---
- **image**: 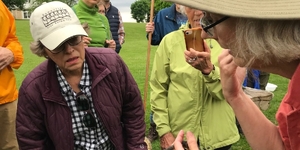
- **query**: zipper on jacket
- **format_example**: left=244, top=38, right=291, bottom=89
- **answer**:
left=199, top=96, right=207, bottom=150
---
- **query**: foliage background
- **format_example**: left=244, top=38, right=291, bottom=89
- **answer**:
left=3, top=0, right=172, bottom=23
left=131, top=0, right=172, bottom=23
left=3, top=0, right=27, bottom=9
left=3, top=0, right=77, bottom=11
left=27, top=0, right=77, bottom=12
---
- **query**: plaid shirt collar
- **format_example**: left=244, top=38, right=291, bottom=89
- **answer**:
left=56, top=60, right=90, bottom=94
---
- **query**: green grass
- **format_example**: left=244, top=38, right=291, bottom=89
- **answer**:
left=14, top=20, right=289, bottom=150
left=14, top=20, right=46, bottom=86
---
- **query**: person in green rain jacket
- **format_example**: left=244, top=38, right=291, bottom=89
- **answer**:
left=150, top=6, right=239, bottom=150
left=73, top=0, right=116, bottom=50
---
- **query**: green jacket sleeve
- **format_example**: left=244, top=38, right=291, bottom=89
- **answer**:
left=202, top=65, right=225, bottom=101
left=202, top=39, right=225, bottom=101
left=150, top=37, right=171, bottom=137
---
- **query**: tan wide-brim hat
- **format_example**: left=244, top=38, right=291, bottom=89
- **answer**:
left=162, top=0, right=300, bottom=19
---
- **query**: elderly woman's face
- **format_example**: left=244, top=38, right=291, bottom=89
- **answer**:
left=185, top=7, right=203, bottom=28
left=83, top=0, right=100, bottom=7
left=45, top=36, right=85, bottom=74
left=98, top=5, right=106, bottom=15
left=200, top=13, right=246, bottom=65
left=201, top=13, right=234, bottom=47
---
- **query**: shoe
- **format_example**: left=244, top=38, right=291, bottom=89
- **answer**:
left=144, top=137, right=152, bottom=150
left=147, top=123, right=159, bottom=142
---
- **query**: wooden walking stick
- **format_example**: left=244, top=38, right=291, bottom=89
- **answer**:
left=143, top=0, right=155, bottom=110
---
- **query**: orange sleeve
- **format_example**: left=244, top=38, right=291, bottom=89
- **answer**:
left=1, top=0, right=24, bottom=69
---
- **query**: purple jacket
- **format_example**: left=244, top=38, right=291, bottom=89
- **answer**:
left=17, top=48, right=147, bottom=150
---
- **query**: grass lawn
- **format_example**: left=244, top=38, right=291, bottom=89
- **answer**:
left=14, top=20, right=289, bottom=150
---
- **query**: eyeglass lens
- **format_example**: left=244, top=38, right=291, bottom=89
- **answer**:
left=200, top=12, right=214, bottom=36
left=200, top=12, right=229, bottom=37
left=51, top=36, right=82, bottom=54
left=76, top=93, right=97, bottom=128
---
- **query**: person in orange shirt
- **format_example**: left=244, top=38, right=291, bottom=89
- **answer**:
left=0, top=1, right=24, bottom=149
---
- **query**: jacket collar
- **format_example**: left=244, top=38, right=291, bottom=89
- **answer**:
left=165, top=4, right=177, bottom=21
left=42, top=59, right=67, bottom=105
left=84, top=48, right=111, bottom=89
left=42, top=49, right=111, bottom=104
left=285, top=62, right=300, bottom=108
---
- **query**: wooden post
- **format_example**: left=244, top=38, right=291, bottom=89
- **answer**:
left=143, top=0, right=155, bottom=110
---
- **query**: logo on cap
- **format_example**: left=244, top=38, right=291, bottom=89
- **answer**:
left=42, top=8, right=72, bottom=28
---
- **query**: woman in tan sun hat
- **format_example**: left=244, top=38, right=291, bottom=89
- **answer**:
left=161, top=0, right=300, bottom=150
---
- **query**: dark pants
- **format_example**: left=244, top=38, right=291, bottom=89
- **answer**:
left=197, top=139, right=231, bottom=150
left=245, top=70, right=270, bottom=90
left=215, top=145, right=232, bottom=150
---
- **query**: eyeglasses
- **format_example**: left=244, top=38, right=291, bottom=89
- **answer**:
left=50, top=36, right=82, bottom=54
left=76, top=92, right=97, bottom=128
left=200, top=12, right=229, bottom=36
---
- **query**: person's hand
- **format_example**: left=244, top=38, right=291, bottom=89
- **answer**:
left=160, top=132, right=175, bottom=149
left=173, top=130, right=198, bottom=150
left=106, top=40, right=116, bottom=51
left=184, top=41, right=214, bottom=75
left=146, top=22, right=155, bottom=34
left=218, top=49, right=246, bottom=102
left=0, top=47, right=14, bottom=71
left=82, top=36, right=92, bottom=48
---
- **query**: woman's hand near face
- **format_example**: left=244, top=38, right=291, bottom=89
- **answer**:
left=174, top=130, right=199, bottom=150
left=106, top=40, right=116, bottom=50
left=184, top=41, right=214, bottom=75
left=218, top=49, right=246, bottom=103
left=83, top=36, right=92, bottom=48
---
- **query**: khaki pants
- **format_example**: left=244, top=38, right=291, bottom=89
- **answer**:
left=0, top=100, right=19, bottom=150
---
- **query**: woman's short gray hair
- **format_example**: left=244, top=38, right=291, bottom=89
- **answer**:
left=30, top=41, right=47, bottom=58
left=232, top=18, right=300, bottom=66
left=179, top=5, right=186, bottom=16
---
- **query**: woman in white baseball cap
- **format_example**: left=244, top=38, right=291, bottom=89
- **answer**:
left=16, top=1, right=148, bottom=149
left=165, top=0, right=300, bottom=150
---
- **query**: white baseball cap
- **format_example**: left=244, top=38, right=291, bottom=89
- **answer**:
left=30, top=1, right=88, bottom=50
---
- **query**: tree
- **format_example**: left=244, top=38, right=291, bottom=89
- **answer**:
left=130, top=0, right=149, bottom=23
left=27, top=0, right=77, bottom=12
left=153, top=1, right=172, bottom=16
left=33, top=0, right=77, bottom=7
left=145, top=0, right=172, bottom=22
left=131, top=0, right=172, bottom=23
left=3, top=0, right=27, bottom=10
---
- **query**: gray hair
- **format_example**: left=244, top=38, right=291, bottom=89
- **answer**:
left=179, top=5, right=186, bottom=16
left=232, top=18, right=300, bottom=66
left=30, top=41, right=47, bottom=58
left=97, top=1, right=105, bottom=6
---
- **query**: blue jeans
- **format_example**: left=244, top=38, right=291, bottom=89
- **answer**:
left=150, top=111, right=154, bottom=124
